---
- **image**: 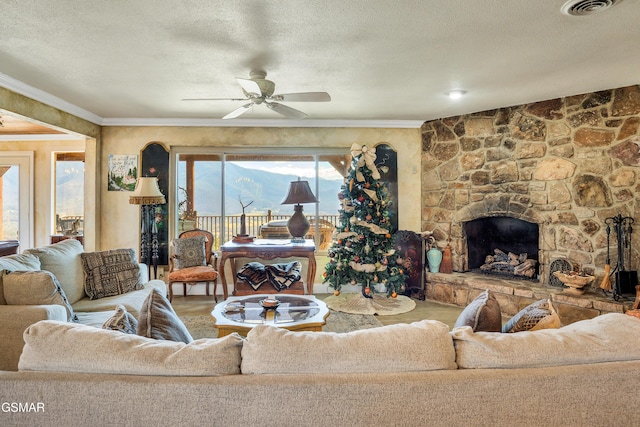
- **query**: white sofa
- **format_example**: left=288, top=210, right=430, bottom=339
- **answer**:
left=1, top=313, right=639, bottom=426
left=0, top=239, right=166, bottom=371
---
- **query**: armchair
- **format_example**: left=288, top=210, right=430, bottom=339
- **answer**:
left=168, top=229, right=219, bottom=302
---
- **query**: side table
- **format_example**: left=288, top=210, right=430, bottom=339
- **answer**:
left=218, top=239, right=317, bottom=299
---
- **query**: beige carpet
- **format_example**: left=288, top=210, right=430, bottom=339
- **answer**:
left=181, top=311, right=383, bottom=339
left=324, top=292, right=416, bottom=316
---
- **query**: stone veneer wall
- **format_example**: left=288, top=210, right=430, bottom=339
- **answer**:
left=421, top=85, right=640, bottom=322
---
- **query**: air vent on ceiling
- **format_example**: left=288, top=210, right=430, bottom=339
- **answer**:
left=561, top=0, right=622, bottom=16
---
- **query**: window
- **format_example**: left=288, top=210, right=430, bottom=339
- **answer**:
left=174, top=149, right=348, bottom=251
left=0, top=165, right=19, bottom=240
left=54, top=153, right=84, bottom=235
left=0, top=152, right=33, bottom=248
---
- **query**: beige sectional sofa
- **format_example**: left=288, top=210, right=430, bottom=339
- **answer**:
left=0, top=239, right=166, bottom=371
left=1, top=313, right=639, bottom=426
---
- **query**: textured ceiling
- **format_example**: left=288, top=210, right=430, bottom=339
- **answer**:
left=1, top=0, right=639, bottom=128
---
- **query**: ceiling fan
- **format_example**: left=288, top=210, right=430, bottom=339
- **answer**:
left=183, top=71, right=331, bottom=119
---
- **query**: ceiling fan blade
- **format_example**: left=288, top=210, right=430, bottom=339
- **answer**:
left=272, top=92, right=331, bottom=102
left=222, top=103, right=253, bottom=119
left=265, top=102, right=308, bottom=119
left=236, top=78, right=262, bottom=97
left=182, top=97, right=248, bottom=101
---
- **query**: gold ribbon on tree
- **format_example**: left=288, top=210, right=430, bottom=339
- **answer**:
left=350, top=143, right=381, bottom=181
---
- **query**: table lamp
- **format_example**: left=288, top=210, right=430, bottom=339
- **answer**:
left=281, top=178, right=318, bottom=242
left=129, top=177, right=166, bottom=279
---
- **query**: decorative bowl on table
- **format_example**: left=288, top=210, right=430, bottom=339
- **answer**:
left=260, top=298, right=280, bottom=310
left=553, top=271, right=595, bottom=295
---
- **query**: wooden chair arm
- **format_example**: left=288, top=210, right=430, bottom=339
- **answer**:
left=209, top=251, right=219, bottom=270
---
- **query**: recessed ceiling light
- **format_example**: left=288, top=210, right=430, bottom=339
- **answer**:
left=561, top=0, right=622, bottom=16
left=445, top=90, right=466, bottom=100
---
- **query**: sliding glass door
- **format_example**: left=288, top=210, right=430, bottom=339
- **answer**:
left=171, top=148, right=347, bottom=251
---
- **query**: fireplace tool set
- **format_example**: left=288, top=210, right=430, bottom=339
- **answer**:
left=602, top=213, right=637, bottom=301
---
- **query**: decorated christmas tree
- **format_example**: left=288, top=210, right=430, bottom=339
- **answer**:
left=323, top=143, right=407, bottom=297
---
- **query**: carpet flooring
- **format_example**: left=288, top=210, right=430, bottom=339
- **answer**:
left=172, top=294, right=466, bottom=333
left=181, top=311, right=383, bottom=339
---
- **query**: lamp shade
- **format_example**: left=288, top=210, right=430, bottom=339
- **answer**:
left=129, top=177, right=166, bottom=205
left=281, top=179, right=318, bottom=205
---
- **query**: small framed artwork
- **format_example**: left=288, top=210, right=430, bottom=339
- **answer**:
left=108, top=154, right=138, bottom=191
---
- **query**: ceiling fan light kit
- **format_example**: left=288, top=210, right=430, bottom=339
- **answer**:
left=184, top=70, right=331, bottom=120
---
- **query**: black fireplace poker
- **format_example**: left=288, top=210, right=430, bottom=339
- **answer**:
left=604, top=213, right=637, bottom=300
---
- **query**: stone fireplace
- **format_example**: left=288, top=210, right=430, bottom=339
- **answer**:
left=465, top=216, right=539, bottom=279
left=420, top=85, right=640, bottom=322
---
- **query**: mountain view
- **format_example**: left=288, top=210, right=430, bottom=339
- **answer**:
left=1, top=166, right=18, bottom=240
left=1, top=161, right=344, bottom=241
left=181, top=162, right=343, bottom=216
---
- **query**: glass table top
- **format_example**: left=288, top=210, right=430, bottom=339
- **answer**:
left=218, top=295, right=322, bottom=326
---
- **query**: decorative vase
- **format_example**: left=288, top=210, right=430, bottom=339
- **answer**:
left=427, top=247, right=443, bottom=273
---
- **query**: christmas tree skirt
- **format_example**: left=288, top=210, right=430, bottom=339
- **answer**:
left=324, top=292, right=416, bottom=316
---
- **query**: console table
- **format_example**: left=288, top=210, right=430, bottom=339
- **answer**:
left=218, top=239, right=317, bottom=300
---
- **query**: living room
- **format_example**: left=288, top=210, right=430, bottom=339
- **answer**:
left=1, top=2, right=640, bottom=425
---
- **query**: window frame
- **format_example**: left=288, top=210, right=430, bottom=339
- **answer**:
left=53, top=151, right=85, bottom=235
left=169, top=146, right=348, bottom=252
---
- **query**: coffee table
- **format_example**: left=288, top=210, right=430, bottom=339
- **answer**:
left=211, top=294, right=330, bottom=337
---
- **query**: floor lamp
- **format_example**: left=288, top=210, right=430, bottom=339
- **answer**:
left=129, top=177, right=166, bottom=279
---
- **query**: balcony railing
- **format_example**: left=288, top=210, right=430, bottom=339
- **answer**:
left=183, top=213, right=339, bottom=251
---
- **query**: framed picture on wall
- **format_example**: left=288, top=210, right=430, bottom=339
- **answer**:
left=107, top=154, right=137, bottom=191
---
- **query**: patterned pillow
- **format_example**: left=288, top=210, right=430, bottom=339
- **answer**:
left=453, top=289, right=502, bottom=332
left=2, top=270, right=78, bottom=322
left=102, top=304, right=138, bottom=334
left=502, top=299, right=561, bottom=333
left=81, top=249, right=142, bottom=300
left=173, top=236, right=206, bottom=269
left=137, top=288, right=193, bottom=343
left=237, top=262, right=269, bottom=290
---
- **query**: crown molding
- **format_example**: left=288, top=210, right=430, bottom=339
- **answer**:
left=0, top=72, right=103, bottom=125
left=0, top=134, right=87, bottom=141
left=101, top=118, right=424, bottom=129
left=1, top=73, right=424, bottom=129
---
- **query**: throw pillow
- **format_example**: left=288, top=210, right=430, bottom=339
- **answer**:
left=236, top=262, right=269, bottom=290
left=173, top=236, right=206, bottom=269
left=265, top=261, right=302, bottom=291
left=102, top=304, right=138, bottom=334
left=241, top=319, right=457, bottom=374
left=24, top=239, right=85, bottom=305
left=81, top=249, right=142, bottom=300
left=453, top=313, right=640, bottom=369
left=453, top=289, right=502, bottom=332
left=137, top=287, right=193, bottom=343
left=0, top=253, right=42, bottom=305
left=19, top=320, right=243, bottom=376
left=2, top=270, right=78, bottom=322
left=502, top=299, right=561, bottom=333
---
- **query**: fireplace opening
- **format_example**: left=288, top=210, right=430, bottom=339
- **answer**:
left=464, top=216, right=539, bottom=280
